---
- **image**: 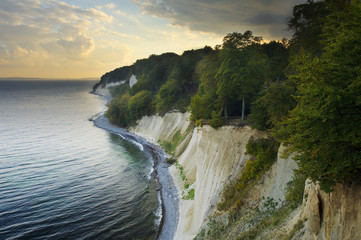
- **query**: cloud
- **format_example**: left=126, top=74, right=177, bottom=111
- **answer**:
left=131, top=0, right=306, bottom=39
left=57, top=35, right=95, bottom=59
left=0, top=0, right=119, bottom=77
left=108, top=30, right=141, bottom=40
left=0, top=0, right=113, bottom=58
left=105, top=3, right=116, bottom=9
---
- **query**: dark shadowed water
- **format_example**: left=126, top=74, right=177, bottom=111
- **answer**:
left=0, top=80, right=159, bottom=240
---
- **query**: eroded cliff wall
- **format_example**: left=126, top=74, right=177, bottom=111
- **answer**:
left=171, top=125, right=265, bottom=239
left=285, top=180, right=361, bottom=240
left=129, top=111, right=361, bottom=240
left=129, top=112, right=299, bottom=239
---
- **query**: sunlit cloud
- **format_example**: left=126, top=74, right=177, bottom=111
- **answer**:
left=0, top=0, right=121, bottom=78
left=105, top=3, right=116, bottom=9
left=0, top=0, right=307, bottom=78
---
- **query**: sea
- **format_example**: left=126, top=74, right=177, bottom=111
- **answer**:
left=0, top=80, right=160, bottom=240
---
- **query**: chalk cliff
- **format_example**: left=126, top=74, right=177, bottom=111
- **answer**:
left=129, top=111, right=361, bottom=240
left=93, top=81, right=125, bottom=98
left=129, top=112, right=297, bottom=239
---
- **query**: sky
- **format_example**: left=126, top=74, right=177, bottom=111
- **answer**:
left=0, top=0, right=306, bottom=79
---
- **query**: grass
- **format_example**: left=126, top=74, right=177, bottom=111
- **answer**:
left=159, top=123, right=194, bottom=156
left=175, top=161, right=195, bottom=200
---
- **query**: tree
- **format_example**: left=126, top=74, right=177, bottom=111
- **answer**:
left=155, top=78, right=182, bottom=114
left=287, top=0, right=330, bottom=56
left=222, top=31, right=262, bottom=51
left=106, top=94, right=131, bottom=127
left=216, top=31, right=270, bottom=120
left=276, top=0, right=361, bottom=192
left=250, top=79, right=297, bottom=130
left=128, top=90, right=154, bottom=124
left=190, top=51, right=220, bottom=123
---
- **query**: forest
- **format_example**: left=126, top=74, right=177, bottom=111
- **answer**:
left=98, top=0, right=361, bottom=193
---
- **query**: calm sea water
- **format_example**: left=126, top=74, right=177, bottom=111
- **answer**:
left=0, top=80, right=159, bottom=239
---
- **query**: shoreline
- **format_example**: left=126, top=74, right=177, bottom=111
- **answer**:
left=93, top=114, right=179, bottom=240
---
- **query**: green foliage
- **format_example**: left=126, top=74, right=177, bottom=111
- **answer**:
left=218, top=137, right=280, bottom=211
left=105, top=94, right=131, bottom=127
left=108, top=83, right=129, bottom=97
left=159, top=127, right=192, bottom=156
left=222, top=31, right=262, bottom=51
left=249, top=79, right=297, bottom=130
left=287, top=0, right=330, bottom=56
left=128, top=90, right=154, bottom=123
left=190, top=51, right=220, bottom=123
left=103, top=47, right=214, bottom=127
left=183, top=188, right=195, bottom=200
left=216, top=38, right=270, bottom=119
left=209, top=111, right=224, bottom=129
left=196, top=198, right=293, bottom=240
left=261, top=40, right=290, bottom=82
left=174, top=162, right=195, bottom=200
left=190, top=31, right=281, bottom=127
left=285, top=172, right=307, bottom=209
left=276, top=1, right=361, bottom=192
left=155, top=78, right=182, bottom=114
left=235, top=204, right=292, bottom=240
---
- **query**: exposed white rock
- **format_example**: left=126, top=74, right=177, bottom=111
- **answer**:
left=257, top=144, right=298, bottom=203
left=129, top=74, right=137, bottom=88
left=129, top=111, right=191, bottom=146
left=129, top=110, right=361, bottom=240
left=129, top=112, right=302, bottom=240
left=172, top=125, right=264, bottom=239
left=94, top=80, right=125, bottom=97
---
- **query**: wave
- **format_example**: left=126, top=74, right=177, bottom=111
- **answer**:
left=129, top=139, right=144, bottom=151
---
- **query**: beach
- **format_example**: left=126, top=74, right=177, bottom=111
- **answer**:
left=93, top=114, right=179, bottom=240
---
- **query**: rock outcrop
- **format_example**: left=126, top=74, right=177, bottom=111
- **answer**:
left=287, top=180, right=361, bottom=240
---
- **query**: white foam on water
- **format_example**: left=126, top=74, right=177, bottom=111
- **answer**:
left=130, top=139, right=144, bottom=151
left=154, top=191, right=163, bottom=226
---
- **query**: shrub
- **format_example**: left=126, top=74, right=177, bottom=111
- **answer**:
left=285, top=172, right=307, bottom=208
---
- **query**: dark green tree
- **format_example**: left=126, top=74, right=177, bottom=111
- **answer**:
left=276, top=0, right=361, bottom=192
left=216, top=31, right=270, bottom=120
left=155, top=78, right=182, bottom=114
left=128, top=90, right=155, bottom=124
left=190, top=51, right=220, bottom=122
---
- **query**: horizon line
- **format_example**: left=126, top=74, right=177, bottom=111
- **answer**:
left=0, top=77, right=100, bottom=81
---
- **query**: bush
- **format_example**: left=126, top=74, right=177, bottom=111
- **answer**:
left=285, top=172, right=307, bottom=208
left=209, top=110, right=224, bottom=129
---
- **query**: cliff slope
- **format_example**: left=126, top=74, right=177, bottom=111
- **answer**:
left=129, top=112, right=361, bottom=240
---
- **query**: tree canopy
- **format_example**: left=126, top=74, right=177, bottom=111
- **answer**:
left=276, top=0, right=361, bottom=192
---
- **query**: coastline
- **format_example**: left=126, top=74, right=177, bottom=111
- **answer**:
left=93, top=114, right=179, bottom=240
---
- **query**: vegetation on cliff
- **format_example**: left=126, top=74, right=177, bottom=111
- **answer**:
left=99, top=0, right=360, bottom=204
left=275, top=0, right=361, bottom=193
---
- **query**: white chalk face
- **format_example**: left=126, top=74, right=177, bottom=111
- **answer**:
left=129, top=74, right=138, bottom=88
